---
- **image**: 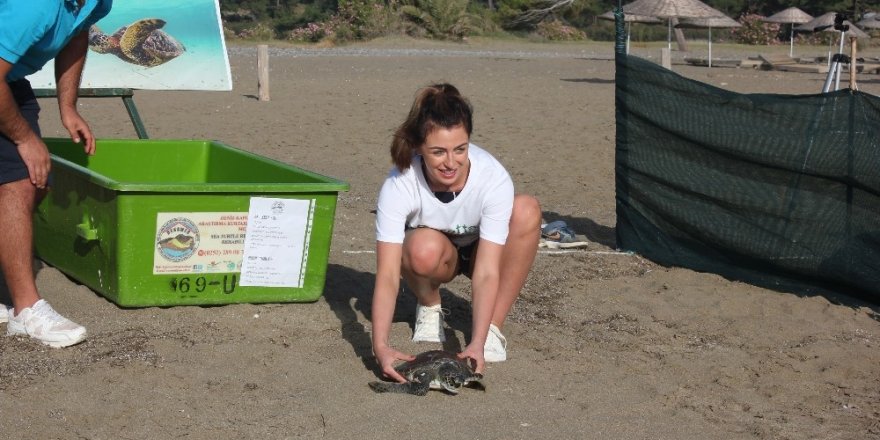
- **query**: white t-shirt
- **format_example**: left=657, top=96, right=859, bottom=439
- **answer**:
left=376, top=144, right=514, bottom=247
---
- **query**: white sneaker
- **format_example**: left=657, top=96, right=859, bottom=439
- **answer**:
left=7, top=299, right=87, bottom=348
left=412, top=303, right=446, bottom=343
left=484, top=323, right=507, bottom=362
left=0, top=306, right=8, bottom=324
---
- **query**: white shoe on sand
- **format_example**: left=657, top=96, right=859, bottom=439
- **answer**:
left=412, top=303, right=446, bottom=343
left=7, top=299, right=87, bottom=348
left=0, top=306, right=8, bottom=324
left=484, top=323, right=507, bottom=362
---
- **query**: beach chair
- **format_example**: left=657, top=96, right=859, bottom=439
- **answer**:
left=758, top=53, right=829, bottom=74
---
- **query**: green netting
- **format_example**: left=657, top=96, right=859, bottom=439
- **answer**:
left=614, top=21, right=880, bottom=301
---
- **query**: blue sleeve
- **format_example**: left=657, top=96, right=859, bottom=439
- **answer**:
left=85, top=0, right=113, bottom=29
left=0, top=2, right=55, bottom=64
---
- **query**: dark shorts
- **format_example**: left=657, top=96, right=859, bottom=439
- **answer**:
left=453, top=239, right=478, bottom=278
left=1, top=79, right=41, bottom=185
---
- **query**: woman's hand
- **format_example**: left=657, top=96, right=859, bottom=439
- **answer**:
left=374, top=345, right=415, bottom=383
left=458, top=344, right=485, bottom=375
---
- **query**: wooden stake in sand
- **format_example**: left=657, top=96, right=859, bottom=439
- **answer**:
left=258, top=44, right=270, bottom=101
left=849, top=36, right=858, bottom=91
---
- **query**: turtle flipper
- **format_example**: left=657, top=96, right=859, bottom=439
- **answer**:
left=368, top=371, right=434, bottom=396
left=368, top=381, right=414, bottom=394
left=88, top=25, right=113, bottom=54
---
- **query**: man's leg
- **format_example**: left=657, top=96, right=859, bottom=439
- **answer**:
left=0, top=178, right=40, bottom=313
left=1, top=179, right=87, bottom=348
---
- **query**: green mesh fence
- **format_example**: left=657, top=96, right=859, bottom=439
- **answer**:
left=614, top=12, right=880, bottom=301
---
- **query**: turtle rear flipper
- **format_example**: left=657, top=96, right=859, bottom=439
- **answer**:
left=368, top=381, right=428, bottom=395
left=369, top=371, right=433, bottom=396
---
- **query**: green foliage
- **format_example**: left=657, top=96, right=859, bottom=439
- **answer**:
left=286, top=1, right=401, bottom=43
left=219, top=1, right=880, bottom=45
left=332, top=0, right=401, bottom=41
left=400, top=0, right=484, bottom=40
left=536, top=19, right=587, bottom=40
left=732, top=13, right=780, bottom=45
left=495, top=0, right=537, bottom=30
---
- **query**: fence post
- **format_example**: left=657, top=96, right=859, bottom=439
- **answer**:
left=258, top=44, right=270, bottom=101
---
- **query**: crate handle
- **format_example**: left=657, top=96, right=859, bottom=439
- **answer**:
left=76, top=223, right=98, bottom=241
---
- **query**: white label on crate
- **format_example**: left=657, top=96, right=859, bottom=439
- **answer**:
left=153, top=212, right=249, bottom=275
left=239, top=197, right=314, bottom=288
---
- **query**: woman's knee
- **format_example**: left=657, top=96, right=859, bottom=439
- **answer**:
left=402, top=231, right=452, bottom=276
left=510, top=194, right=542, bottom=233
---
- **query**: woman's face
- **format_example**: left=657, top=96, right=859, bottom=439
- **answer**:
left=418, top=125, right=470, bottom=192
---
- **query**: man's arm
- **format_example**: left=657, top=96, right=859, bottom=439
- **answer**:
left=54, top=30, right=95, bottom=154
left=0, top=59, right=51, bottom=187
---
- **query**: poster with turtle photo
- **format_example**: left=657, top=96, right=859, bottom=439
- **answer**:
left=28, top=0, right=232, bottom=91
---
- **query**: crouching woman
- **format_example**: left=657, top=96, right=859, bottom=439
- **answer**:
left=370, top=83, right=541, bottom=383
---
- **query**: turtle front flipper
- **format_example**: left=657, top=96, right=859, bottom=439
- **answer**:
left=88, top=25, right=114, bottom=54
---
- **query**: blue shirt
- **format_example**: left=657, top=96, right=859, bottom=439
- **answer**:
left=0, top=0, right=112, bottom=81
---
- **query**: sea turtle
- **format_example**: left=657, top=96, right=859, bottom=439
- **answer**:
left=88, top=18, right=185, bottom=67
left=369, top=350, right=485, bottom=396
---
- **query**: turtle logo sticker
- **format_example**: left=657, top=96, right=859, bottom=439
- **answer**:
left=156, top=217, right=200, bottom=262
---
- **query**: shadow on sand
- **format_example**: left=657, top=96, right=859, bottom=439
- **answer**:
left=322, top=263, right=475, bottom=378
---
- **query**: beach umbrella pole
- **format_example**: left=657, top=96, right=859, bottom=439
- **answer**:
left=627, top=22, right=631, bottom=54
left=789, top=25, right=795, bottom=57
left=708, top=27, right=712, bottom=68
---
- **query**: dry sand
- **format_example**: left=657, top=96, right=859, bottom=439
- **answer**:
left=2, top=39, right=879, bottom=439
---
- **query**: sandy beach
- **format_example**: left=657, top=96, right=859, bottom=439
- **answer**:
left=2, top=38, right=879, bottom=439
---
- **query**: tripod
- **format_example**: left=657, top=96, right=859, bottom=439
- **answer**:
left=822, top=31, right=850, bottom=93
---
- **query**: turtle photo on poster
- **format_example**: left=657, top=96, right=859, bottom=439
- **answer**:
left=28, top=0, right=232, bottom=91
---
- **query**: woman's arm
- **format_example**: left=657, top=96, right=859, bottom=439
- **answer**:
left=371, top=241, right=414, bottom=382
left=460, top=238, right=503, bottom=374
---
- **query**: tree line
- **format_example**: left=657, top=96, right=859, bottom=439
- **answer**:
left=218, top=0, right=879, bottom=42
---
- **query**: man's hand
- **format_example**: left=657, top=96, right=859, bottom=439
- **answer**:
left=15, top=134, right=51, bottom=188
left=60, top=109, right=96, bottom=155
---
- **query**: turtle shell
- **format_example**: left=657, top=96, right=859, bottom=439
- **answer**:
left=369, top=350, right=485, bottom=396
left=89, top=18, right=185, bottom=67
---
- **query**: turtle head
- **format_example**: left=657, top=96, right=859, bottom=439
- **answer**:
left=437, top=364, right=469, bottom=394
left=134, top=18, right=167, bottom=31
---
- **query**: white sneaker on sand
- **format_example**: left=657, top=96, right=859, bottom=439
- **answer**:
left=6, top=299, right=87, bottom=348
left=484, top=323, right=507, bottom=362
left=0, top=306, right=8, bottom=324
left=412, top=303, right=446, bottom=343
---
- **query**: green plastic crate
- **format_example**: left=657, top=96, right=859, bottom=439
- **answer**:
left=34, top=138, right=349, bottom=307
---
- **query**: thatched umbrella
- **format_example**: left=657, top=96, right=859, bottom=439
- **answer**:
left=623, top=0, right=727, bottom=50
left=599, top=10, right=662, bottom=54
left=795, top=12, right=870, bottom=39
left=762, top=7, right=813, bottom=57
left=855, top=14, right=880, bottom=30
left=796, top=12, right=870, bottom=68
left=676, top=15, right=741, bottom=67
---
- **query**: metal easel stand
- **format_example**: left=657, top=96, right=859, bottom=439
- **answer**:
left=33, top=88, right=149, bottom=139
